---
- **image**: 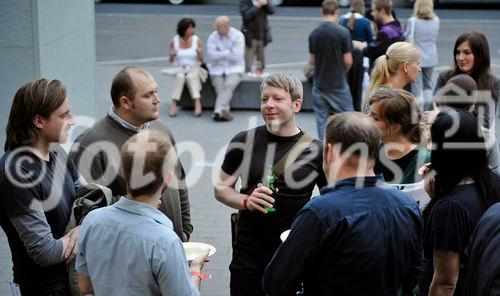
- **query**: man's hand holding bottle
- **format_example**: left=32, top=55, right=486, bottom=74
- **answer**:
left=243, top=183, right=278, bottom=214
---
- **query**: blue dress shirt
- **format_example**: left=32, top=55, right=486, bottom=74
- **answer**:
left=76, top=197, right=199, bottom=296
left=263, top=176, right=423, bottom=296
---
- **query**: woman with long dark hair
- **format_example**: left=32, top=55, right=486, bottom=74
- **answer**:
left=434, top=31, right=499, bottom=127
left=418, top=109, right=500, bottom=296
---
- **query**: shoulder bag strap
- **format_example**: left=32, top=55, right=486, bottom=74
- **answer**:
left=272, top=133, right=315, bottom=178
left=245, top=133, right=315, bottom=194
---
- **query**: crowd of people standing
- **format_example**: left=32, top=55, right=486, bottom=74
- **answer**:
left=1, top=0, right=500, bottom=295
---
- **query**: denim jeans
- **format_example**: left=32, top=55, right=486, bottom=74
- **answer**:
left=312, top=85, right=353, bottom=139
left=411, top=67, right=434, bottom=111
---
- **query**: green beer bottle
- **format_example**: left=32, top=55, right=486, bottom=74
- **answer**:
left=264, top=164, right=276, bottom=212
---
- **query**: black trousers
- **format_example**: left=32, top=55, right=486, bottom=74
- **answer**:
left=230, top=239, right=273, bottom=296
left=19, top=281, right=70, bottom=296
left=347, top=49, right=365, bottom=112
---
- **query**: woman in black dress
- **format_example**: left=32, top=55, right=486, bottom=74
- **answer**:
left=418, top=109, right=500, bottom=296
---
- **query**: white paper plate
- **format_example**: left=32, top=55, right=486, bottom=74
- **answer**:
left=182, top=242, right=216, bottom=261
left=393, top=181, right=431, bottom=210
left=280, top=229, right=291, bottom=242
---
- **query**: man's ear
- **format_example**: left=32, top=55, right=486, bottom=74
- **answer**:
left=326, top=142, right=335, bottom=165
left=32, top=115, right=45, bottom=129
left=293, top=98, right=303, bottom=113
left=119, top=96, right=132, bottom=110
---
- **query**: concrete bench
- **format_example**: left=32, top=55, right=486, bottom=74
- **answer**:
left=178, top=75, right=314, bottom=111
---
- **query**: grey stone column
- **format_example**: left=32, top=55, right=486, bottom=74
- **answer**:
left=0, top=0, right=96, bottom=156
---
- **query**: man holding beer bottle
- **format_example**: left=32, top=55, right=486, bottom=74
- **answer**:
left=214, top=72, right=326, bottom=296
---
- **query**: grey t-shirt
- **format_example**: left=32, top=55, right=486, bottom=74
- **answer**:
left=309, top=21, right=352, bottom=91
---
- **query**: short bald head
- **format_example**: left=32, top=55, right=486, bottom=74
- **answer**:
left=111, top=66, right=153, bottom=107
left=215, top=15, right=231, bottom=36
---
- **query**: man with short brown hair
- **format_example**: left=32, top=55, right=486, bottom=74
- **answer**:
left=76, top=129, right=208, bottom=295
left=263, top=112, right=422, bottom=295
left=309, top=0, right=353, bottom=139
left=355, top=0, right=404, bottom=70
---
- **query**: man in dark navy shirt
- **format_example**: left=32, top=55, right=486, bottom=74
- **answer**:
left=263, top=112, right=423, bottom=296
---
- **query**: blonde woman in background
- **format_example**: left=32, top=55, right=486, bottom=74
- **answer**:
left=405, top=0, right=439, bottom=110
left=362, top=42, right=421, bottom=112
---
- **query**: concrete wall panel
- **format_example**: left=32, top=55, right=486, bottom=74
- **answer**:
left=0, top=0, right=96, bottom=155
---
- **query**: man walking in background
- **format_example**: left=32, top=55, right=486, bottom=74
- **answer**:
left=356, top=0, right=404, bottom=70
left=309, top=0, right=353, bottom=139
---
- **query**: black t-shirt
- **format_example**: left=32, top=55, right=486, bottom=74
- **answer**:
left=309, top=21, right=352, bottom=91
left=221, top=125, right=327, bottom=246
left=0, top=147, right=78, bottom=285
left=419, top=184, right=486, bottom=296
left=374, top=146, right=430, bottom=184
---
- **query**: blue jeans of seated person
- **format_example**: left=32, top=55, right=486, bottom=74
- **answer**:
left=312, top=84, right=353, bottom=140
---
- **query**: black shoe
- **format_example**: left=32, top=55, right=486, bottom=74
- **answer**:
left=213, top=113, right=223, bottom=121
left=213, top=112, right=230, bottom=122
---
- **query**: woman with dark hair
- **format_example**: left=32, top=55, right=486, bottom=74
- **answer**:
left=368, top=87, right=430, bottom=184
left=434, top=31, right=499, bottom=127
left=425, top=74, right=500, bottom=174
left=0, top=79, right=83, bottom=295
left=418, top=110, right=500, bottom=296
left=167, top=17, right=205, bottom=117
